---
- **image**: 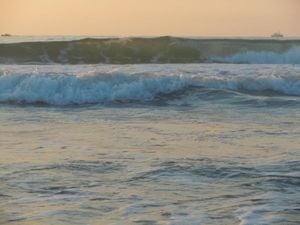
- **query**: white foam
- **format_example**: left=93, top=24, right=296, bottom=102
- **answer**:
left=0, top=72, right=188, bottom=105
left=0, top=64, right=299, bottom=105
left=197, top=72, right=300, bottom=96
left=219, top=48, right=300, bottom=64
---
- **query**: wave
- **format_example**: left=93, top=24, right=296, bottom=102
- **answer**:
left=0, top=73, right=189, bottom=105
left=216, top=47, right=300, bottom=64
left=1, top=65, right=299, bottom=105
left=0, top=37, right=300, bottom=64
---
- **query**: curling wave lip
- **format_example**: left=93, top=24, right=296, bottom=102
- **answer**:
left=0, top=64, right=299, bottom=105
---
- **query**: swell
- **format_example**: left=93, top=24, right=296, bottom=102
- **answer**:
left=1, top=66, right=299, bottom=105
left=0, top=37, right=300, bottom=64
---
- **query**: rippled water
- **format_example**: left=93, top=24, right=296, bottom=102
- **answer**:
left=0, top=64, right=300, bottom=225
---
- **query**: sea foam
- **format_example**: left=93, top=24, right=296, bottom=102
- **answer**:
left=219, top=47, right=300, bottom=64
left=0, top=65, right=299, bottom=105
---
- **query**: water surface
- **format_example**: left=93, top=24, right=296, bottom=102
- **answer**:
left=0, top=64, right=299, bottom=225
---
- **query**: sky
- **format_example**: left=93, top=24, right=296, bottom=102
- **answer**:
left=0, top=0, right=299, bottom=37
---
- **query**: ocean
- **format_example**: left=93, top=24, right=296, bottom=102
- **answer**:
left=0, top=37, right=299, bottom=225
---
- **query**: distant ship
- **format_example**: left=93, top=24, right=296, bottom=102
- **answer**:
left=1, top=33, right=12, bottom=37
left=271, top=32, right=284, bottom=38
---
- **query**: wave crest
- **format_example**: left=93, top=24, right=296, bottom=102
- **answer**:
left=0, top=73, right=189, bottom=105
left=1, top=65, right=299, bottom=105
left=1, top=37, right=300, bottom=64
left=217, top=48, right=300, bottom=64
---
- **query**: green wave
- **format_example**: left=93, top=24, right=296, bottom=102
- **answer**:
left=0, top=36, right=300, bottom=64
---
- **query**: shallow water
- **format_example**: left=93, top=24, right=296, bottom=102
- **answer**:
left=0, top=64, right=299, bottom=225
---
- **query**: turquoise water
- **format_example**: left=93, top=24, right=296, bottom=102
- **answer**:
left=0, top=64, right=300, bottom=225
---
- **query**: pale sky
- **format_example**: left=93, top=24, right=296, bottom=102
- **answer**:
left=0, top=0, right=299, bottom=36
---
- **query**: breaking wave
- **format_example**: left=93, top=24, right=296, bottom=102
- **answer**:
left=218, top=47, right=300, bottom=64
left=1, top=37, right=300, bottom=64
left=1, top=65, right=299, bottom=105
left=0, top=73, right=188, bottom=105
